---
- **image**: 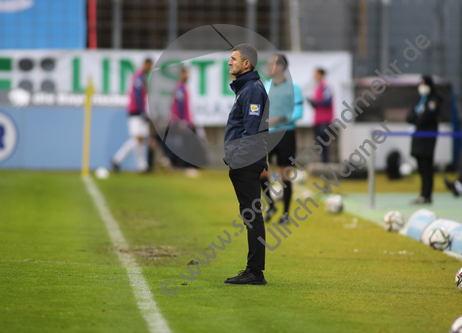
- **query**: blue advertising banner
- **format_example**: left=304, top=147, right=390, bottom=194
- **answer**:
left=0, top=0, right=86, bottom=49
left=0, top=107, right=139, bottom=170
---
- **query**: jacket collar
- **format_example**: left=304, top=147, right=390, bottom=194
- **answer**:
left=230, top=70, right=260, bottom=94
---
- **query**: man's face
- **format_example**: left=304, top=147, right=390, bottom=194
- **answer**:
left=314, top=70, right=323, bottom=82
left=266, top=55, right=282, bottom=78
left=228, top=50, right=247, bottom=76
left=181, top=70, right=188, bottom=82
left=144, top=61, right=153, bottom=73
left=266, top=56, right=275, bottom=77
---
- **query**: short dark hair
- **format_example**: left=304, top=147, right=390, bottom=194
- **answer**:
left=144, top=58, right=153, bottom=64
left=232, top=44, right=258, bottom=71
left=274, top=54, right=288, bottom=70
left=421, top=75, right=436, bottom=93
left=316, top=68, right=326, bottom=76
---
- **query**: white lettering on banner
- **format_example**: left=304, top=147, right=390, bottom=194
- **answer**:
left=27, top=92, right=129, bottom=107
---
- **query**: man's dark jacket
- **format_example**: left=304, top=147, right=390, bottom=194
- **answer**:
left=224, top=70, right=269, bottom=169
left=406, top=93, right=441, bottom=157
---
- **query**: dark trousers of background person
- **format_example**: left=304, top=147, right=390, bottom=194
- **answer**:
left=147, top=137, right=156, bottom=172
left=158, top=129, right=195, bottom=168
left=416, top=156, right=434, bottom=199
left=314, top=123, right=330, bottom=163
left=229, top=163, right=265, bottom=273
left=458, top=146, right=462, bottom=182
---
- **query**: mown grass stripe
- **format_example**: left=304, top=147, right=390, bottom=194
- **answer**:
left=82, top=175, right=171, bottom=333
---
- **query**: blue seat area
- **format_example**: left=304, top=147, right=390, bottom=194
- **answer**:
left=449, top=226, right=462, bottom=254
left=406, top=215, right=437, bottom=242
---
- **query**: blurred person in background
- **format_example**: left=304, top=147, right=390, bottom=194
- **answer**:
left=260, top=54, right=304, bottom=224
left=406, top=75, right=441, bottom=204
left=111, top=58, right=153, bottom=172
left=307, top=68, right=334, bottom=164
left=165, top=68, right=200, bottom=178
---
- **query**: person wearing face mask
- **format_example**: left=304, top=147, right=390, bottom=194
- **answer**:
left=406, top=75, right=442, bottom=204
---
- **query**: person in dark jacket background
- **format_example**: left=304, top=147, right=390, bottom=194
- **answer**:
left=223, top=43, right=269, bottom=286
left=406, top=75, right=441, bottom=204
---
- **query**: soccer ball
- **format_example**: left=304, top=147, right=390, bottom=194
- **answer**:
left=294, top=170, right=308, bottom=184
left=428, top=228, right=450, bottom=250
left=455, top=268, right=462, bottom=291
left=271, top=182, right=284, bottom=201
left=383, top=211, right=405, bottom=232
left=450, top=316, right=462, bottom=333
left=284, top=169, right=308, bottom=184
left=399, top=163, right=413, bottom=176
left=95, top=167, right=110, bottom=179
left=325, top=195, right=343, bottom=214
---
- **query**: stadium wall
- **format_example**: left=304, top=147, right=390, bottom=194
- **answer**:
left=0, top=50, right=350, bottom=170
left=0, top=107, right=335, bottom=170
left=0, top=106, right=139, bottom=170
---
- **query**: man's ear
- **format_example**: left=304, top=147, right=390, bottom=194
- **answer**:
left=244, top=59, right=251, bottom=70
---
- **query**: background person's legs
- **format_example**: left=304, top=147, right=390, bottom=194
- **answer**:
left=260, top=167, right=275, bottom=206
left=417, top=156, right=434, bottom=200
left=112, top=137, right=147, bottom=172
left=444, top=145, right=462, bottom=196
left=277, top=130, right=296, bottom=219
left=314, top=124, right=330, bottom=163
left=146, top=137, right=156, bottom=172
left=279, top=166, right=292, bottom=215
left=261, top=149, right=277, bottom=221
left=135, top=136, right=148, bottom=171
left=113, top=137, right=138, bottom=166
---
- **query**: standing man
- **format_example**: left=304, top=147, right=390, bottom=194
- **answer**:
left=261, top=54, right=304, bottom=224
left=223, top=44, right=269, bottom=286
left=307, top=68, right=333, bottom=163
left=112, top=58, right=153, bottom=172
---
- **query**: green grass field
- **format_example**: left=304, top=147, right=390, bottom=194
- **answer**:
left=1, top=170, right=462, bottom=333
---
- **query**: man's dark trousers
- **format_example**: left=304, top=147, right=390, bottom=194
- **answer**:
left=229, top=163, right=265, bottom=273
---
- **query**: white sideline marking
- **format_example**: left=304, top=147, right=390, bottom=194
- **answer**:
left=82, top=176, right=171, bottom=333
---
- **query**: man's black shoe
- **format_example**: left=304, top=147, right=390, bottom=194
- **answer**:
left=224, top=270, right=267, bottom=285
left=444, top=177, right=460, bottom=197
left=264, top=205, right=277, bottom=223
